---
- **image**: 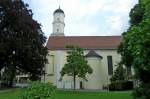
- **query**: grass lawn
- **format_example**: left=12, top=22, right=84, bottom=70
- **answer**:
left=0, top=89, right=22, bottom=99
left=0, top=88, right=133, bottom=99
left=56, top=90, right=133, bottom=99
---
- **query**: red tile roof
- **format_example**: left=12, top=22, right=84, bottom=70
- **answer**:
left=46, top=36, right=122, bottom=50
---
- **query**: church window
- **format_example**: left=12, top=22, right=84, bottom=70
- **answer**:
left=47, top=55, right=54, bottom=75
left=107, top=56, right=113, bottom=75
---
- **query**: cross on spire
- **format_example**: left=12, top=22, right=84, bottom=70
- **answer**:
left=58, top=0, right=61, bottom=9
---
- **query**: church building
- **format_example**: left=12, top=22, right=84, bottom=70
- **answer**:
left=43, top=7, right=122, bottom=90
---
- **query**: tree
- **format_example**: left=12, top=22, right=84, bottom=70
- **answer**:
left=119, top=0, right=150, bottom=98
left=117, top=2, right=144, bottom=76
left=0, top=0, right=47, bottom=86
left=109, top=63, right=129, bottom=91
left=118, top=41, right=133, bottom=76
left=110, top=63, right=126, bottom=82
left=129, top=3, right=144, bottom=26
left=60, top=46, right=93, bottom=90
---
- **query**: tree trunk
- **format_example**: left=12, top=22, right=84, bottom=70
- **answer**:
left=73, top=73, right=76, bottom=90
left=8, top=68, right=16, bottom=87
left=8, top=78, right=14, bottom=87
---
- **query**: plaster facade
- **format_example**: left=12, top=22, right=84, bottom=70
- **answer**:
left=43, top=50, right=121, bottom=89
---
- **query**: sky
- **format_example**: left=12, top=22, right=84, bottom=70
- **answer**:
left=23, top=0, right=138, bottom=38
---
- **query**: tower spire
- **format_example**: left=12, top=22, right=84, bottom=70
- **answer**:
left=58, top=0, right=61, bottom=9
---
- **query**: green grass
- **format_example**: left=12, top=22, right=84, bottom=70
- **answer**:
left=56, top=90, right=133, bottom=99
left=0, top=89, right=133, bottom=99
left=0, top=89, right=22, bottom=99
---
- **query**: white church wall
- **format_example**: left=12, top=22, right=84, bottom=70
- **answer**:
left=45, top=49, right=121, bottom=89
left=42, top=51, right=56, bottom=85
left=61, top=76, right=80, bottom=89
left=84, top=50, right=121, bottom=89
left=96, top=50, right=121, bottom=85
left=55, top=50, right=65, bottom=88
left=84, top=57, right=102, bottom=89
left=46, top=55, right=54, bottom=75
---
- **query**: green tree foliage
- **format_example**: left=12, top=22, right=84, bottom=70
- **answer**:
left=118, top=41, right=133, bottom=76
left=119, top=0, right=150, bottom=98
left=118, top=2, right=145, bottom=76
left=129, top=3, right=144, bottom=26
left=60, top=46, right=93, bottom=90
left=110, top=63, right=126, bottom=82
left=0, top=0, right=47, bottom=86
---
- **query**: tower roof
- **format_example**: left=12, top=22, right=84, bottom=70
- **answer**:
left=53, top=7, right=64, bottom=15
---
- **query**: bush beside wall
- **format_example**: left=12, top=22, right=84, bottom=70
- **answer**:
left=21, top=81, right=56, bottom=99
left=109, top=81, right=133, bottom=91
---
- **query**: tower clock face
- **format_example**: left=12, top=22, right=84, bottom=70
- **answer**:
left=57, top=29, right=59, bottom=32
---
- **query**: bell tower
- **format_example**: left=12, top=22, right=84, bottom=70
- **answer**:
left=51, top=7, right=65, bottom=36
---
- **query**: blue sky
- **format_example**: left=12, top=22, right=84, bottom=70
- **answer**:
left=23, top=0, right=138, bottom=38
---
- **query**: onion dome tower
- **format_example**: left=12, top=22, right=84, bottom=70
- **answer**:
left=51, top=7, right=65, bottom=36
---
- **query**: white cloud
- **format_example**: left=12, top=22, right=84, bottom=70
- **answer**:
left=105, top=15, right=124, bottom=35
left=23, top=0, right=138, bottom=37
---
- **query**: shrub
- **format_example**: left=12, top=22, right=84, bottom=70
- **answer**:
left=110, top=63, right=127, bottom=82
left=109, top=81, right=133, bottom=91
left=21, top=81, right=56, bottom=99
left=133, top=83, right=150, bottom=99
